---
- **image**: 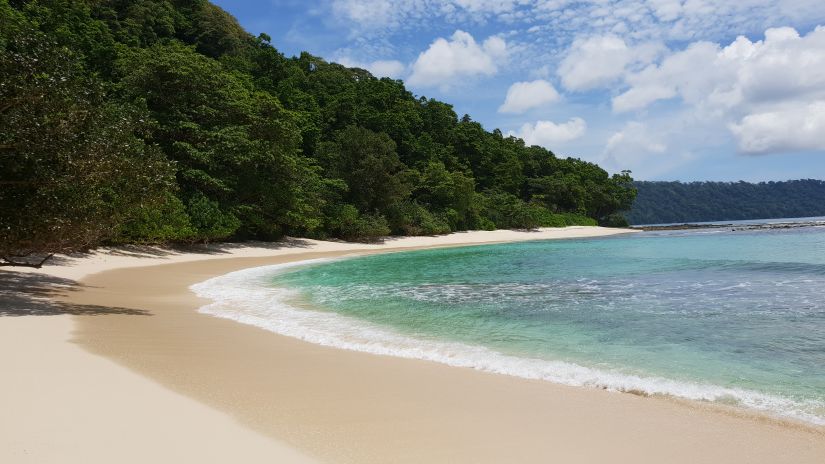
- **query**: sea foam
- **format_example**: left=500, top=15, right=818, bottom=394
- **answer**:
left=191, top=260, right=825, bottom=426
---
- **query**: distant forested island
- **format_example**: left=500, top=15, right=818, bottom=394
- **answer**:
left=0, top=0, right=635, bottom=266
left=625, top=179, right=825, bottom=225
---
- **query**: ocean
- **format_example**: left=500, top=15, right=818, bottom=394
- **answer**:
left=191, top=224, right=825, bottom=425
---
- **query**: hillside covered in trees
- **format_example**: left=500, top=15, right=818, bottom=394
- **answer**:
left=626, top=180, right=825, bottom=225
left=0, top=0, right=635, bottom=265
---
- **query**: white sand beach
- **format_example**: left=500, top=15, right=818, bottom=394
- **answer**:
left=2, top=226, right=824, bottom=463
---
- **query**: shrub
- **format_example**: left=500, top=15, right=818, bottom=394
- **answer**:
left=388, top=201, right=452, bottom=236
left=187, top=193, right=241, bottom=241
left=115, top=193, right=196, bottom=243
left=326, top=204, right=391, bottom=241
left=599, top=213, right=630, bottom=228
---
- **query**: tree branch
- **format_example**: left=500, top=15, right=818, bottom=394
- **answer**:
left=0, top=254, right=54, bottom=268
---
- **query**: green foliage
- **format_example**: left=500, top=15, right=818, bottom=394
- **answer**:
left=387, top=201, right=452, bottom=236
left=555, top=213, right=598, bottom=227
left=599, top=213, right=629, bottom=228
left=0, top=4, right=175, bottom=262
left=118, top=41, right=323, bottom=239
left=317, top=126, right=411, bottom=214
left=478, top=192, right=543, bottom=229
left=186, top=193, right=240, bottom=241
left=626, top=180, right=825, bottom=225
left=413, top=161, right=475, bottom=227
left=116, top=193, right=196, bottom=243
left=325, top=204, right=390, bottom=241
left=1, top=0, right=638, bottom=257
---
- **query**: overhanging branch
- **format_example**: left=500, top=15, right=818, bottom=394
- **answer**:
left=0, top=254, right=54, bottom=268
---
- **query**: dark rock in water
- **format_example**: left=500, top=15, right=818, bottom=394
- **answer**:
left=634, top=220, right=825, bottom=232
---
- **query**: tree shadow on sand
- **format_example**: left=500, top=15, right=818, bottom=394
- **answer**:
left=27, top=238, right=318, bottom=267
left=0, top=271, right=149, bottom=317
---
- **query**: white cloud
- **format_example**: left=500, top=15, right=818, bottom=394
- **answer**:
left=337, top=57, right=406, bottom=78
left=600, top=121, right=695, bottom=179
left=609, top=26, right=825, bottom=156
left=330, top=0, right=825, bottom=50
left=646, top=0, right=683, bottom=22
left=511, top=117, right=587, bottom=147
left=331, top=0, right=399, bottom=30
left=368, top=60, right=407, bottom=78
left=605, top=122, right=666, bottom=157
left=614, top=26, right=825, bottom=113
left=454, top=0, right=521, bottom=14
left=558, top=35, right=663, bottom=91
left=498, top=80, right=560, bottom=113
left=330, top=0, right=527, bottom=36
left=730, top=102, right=825, bottom=154
left=407, top=30, right=508, bottom=88
left=611, top=41, right=730, bottom=112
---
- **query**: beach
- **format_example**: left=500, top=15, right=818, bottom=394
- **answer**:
left=2, top=226, right=824, bottom=463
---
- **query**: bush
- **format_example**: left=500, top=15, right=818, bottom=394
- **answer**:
left=115, top=193, right=196, bottom=243
left=187, top=193, right=241, bottom=241
left=558, top=212, right=598, bottom=226
left=326, top=204, right=391, bottom=241
left=537, top=211, right=567, bottom=228
left=480, top=192, right=545, bottom=229
left=599, top=213, right=630, bottom=228
left=387, top=201, right=452, bottom=236
left=341, top=213, right=391, bottom=241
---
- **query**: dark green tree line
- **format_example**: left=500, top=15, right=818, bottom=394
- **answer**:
left=626, top=180, right=825, bottom=225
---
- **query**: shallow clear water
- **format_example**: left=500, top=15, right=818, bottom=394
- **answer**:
left=192, top=226, right=825, bottom=425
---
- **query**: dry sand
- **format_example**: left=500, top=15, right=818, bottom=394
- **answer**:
left=0, top=315, right=316, bottom=464
left=2, top=226, right=824, bottom=463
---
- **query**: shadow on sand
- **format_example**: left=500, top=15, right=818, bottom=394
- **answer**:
left=26, top=238, right=318, bottom=267
left=0, top=271, right=149, bottom=317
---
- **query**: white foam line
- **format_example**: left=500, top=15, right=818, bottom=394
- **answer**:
left=190, top=260, right=825, bottom=426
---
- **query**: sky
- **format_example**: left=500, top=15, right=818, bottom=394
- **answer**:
left=212, top=0, right=825, bottom=181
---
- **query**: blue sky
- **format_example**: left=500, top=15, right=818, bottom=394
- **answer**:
left=213, top=1, right=825, bottom=181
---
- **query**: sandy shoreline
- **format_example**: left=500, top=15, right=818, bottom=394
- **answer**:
left=3, top=226, right=824, bottom=463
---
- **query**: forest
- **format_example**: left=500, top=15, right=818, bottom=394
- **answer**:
left=0, top=0, right=636, bottom=265
left=626, top=180, right=825, bottom=225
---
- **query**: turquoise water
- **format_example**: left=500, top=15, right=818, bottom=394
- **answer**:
left=263, top=227, right=825, bottom=424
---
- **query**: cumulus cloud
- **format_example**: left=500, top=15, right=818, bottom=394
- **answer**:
left=730, top=102, right=825, bottom=154
left=498, top=80, right=560, bottom=113
left=609, top=26, right=825, bottom=155
left=605, top=122, right=667, bottom=158
left=646, top=0, right=683, bottom=22
left=407, top=30, right=508, bottom=88
left=511, top=117, right=587, bottom=147
left=558, top=35, right=663, bottom=91
left=614, top=26, right=825, bottom=112
left=336, top=57, right=406, bottom=78
left=600, top=121, right=696, bottom=179
left=368, top=60, right=407, bottom=78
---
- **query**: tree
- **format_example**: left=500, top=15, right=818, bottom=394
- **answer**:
left=118, top=42, right=324, bottom=240
left=0, top=9, right=175, bottom=266
left=317, top=126, right=411, bottom=214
